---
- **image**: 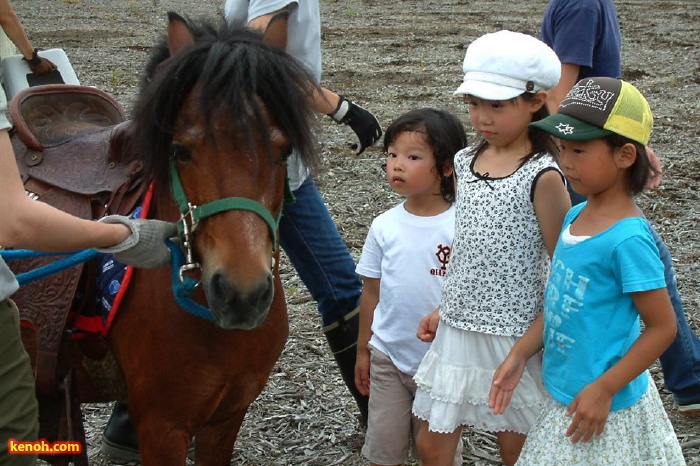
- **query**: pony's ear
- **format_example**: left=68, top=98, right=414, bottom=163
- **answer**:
left=167, top=12, right=195, bottom=56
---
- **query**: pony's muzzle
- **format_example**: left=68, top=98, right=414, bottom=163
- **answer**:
left=206, top=269, right=274, bottom=330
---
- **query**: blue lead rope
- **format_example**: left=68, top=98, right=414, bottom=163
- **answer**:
left=166, top=239, right=216, bottom=322
left=1, top=248, right=99, bottom=286
left=1, top=242, right=216, bottom=323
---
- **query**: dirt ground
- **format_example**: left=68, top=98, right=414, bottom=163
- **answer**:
left=10, top=0, right=700, bottom=464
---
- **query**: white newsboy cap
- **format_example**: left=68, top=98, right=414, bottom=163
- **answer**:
left=454, top=30, right=561, bottom=100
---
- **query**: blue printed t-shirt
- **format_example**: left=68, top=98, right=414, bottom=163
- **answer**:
left=542, top=202, right=665, bottom=411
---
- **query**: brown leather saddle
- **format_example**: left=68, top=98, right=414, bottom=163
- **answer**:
left=7, top=84, right=146, bottom=399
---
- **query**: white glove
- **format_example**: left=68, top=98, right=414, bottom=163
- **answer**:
left=95, top=215, right=177, bottom=268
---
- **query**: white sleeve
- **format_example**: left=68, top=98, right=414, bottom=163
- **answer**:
left=355, top=221, right=382, bottom=279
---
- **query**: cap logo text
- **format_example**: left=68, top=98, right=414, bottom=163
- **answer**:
left=561, top=80, right=615, bottom=112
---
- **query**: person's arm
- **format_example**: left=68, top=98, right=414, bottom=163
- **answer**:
left=247, top=6, right=381, bottom=154
left=0, top=131, right=130, bottom=250
left=489, top=312, right=545, bottom=414
left=0, top=0, right=35, bottom=61
left=247, top=7, right=341, bottom=114
left=1, top=131, right=175, bottom=267
left=547, top=62, right=580, bottom=114
left=355, top=276, right=379, bottom=396
left=533, top=169, right=571, bottom=258
left=0, top=0, right=54, bottom=73
left=489, top=169, right=569, bottom=413
left=564, top=287, right=676, bottom=443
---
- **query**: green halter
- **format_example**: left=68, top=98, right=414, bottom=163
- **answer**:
left=169, top=157, right=284, bottom=277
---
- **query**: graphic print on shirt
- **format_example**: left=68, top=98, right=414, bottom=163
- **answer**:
left=431, top=244, right=451, bottom=277
left=545, top=256, right=590, bottom=358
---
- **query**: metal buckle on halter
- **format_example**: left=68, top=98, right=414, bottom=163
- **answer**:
left=178, top=203, right=203, bottom=284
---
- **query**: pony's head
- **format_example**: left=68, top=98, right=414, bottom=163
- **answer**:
left=130, top=13, right=319, bottom=330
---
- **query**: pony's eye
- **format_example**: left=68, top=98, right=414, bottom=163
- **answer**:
left=281, top=144, right=293, bottom=162
left=172, top=144, right=192, bottom=163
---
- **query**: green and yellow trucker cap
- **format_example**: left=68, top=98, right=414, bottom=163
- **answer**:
left=530, top=77, right=653, bottom=145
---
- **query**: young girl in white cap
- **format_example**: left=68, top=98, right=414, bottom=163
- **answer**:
left=490, top=77, right=685, bottom=465
left=411, top=30, right=571, bottom=466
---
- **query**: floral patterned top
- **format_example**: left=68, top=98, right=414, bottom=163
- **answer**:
left=440, top=148, right=562, bottom=337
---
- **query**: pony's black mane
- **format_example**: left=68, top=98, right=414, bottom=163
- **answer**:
left=130, top=17, right=319, bottom=188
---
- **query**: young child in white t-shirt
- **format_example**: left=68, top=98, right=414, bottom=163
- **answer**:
left=354, top=108, right=467, bottom=466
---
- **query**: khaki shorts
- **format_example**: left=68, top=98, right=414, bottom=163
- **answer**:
left=362, top=345, right=462, bottom=465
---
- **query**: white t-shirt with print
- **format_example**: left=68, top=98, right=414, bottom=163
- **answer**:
left=356, top=202, right=455, bottom=376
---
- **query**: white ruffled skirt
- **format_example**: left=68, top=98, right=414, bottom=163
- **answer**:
left=516, top=373, right=685, bottom=465
left=412, top=320, right=545, bottom=434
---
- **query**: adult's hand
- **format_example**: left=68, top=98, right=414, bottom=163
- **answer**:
left=328, top=96, right=382, bottom=154
left=25, top=50, right=56, bottom=75
left=95, top=216, right=177, bottom=268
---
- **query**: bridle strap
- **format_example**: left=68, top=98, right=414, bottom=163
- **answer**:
left=169, top=158, right=280, bottom=247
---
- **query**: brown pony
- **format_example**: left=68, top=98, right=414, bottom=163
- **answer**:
left=11, top=12, right=320, bottom=466
left=105, top=13, right=319, bottom=465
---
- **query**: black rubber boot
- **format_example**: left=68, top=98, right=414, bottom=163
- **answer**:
left=101, top=401, right=140, bottom=461
left=323, top=307, right=369, bottom=426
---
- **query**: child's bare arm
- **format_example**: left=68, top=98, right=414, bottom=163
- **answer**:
left=565, top=287, right=676, bottom=443
left=533, top=169, right=571, bottom=258
left=355, top=276, right=380, bottom=396
left=490, top=312, right=544, bottom=414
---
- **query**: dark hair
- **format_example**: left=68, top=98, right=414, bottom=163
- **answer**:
left=602, top=133, right=655, bottom=195
left=383, top=108, right=467, bottom=202
left=470, top=93, right=558, bottom=165
left=130, top=17, right=319, bottom=191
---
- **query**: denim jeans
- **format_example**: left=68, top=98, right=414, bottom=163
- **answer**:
left=652, top=226, right=700, bottom=403
left=280, top=177, right=362, bottom=327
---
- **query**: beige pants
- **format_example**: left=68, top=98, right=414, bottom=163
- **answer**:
left=362, top=345, right=462, bottom=465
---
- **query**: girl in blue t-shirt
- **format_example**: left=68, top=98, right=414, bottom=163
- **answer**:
left=490, top=77, right=685, bottom=465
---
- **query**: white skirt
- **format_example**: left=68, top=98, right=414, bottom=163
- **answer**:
left=412, top=321, right=546, bottom=434
left=516, top=373, right=685, bottom=465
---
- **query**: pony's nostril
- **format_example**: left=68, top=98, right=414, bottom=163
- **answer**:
left=210, top=270, right=231, bottom=302
left=209, top=270, right=274, bottom=313
left=249, top=273, right=274, bottom=309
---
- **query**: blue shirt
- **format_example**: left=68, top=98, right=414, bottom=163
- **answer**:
left=540, top=0, right=622, bottom=80
left=542, top=203, right=666, bottom=411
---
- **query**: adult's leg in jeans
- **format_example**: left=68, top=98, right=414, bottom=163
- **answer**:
left=279, top=177, right=368, bottom=423
left=652, top=226, right=700, bottom=410
left=0, top=299, right=39, bottom=466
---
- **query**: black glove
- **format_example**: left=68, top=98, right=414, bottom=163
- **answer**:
left=328, top=96, right=382, bottom=155
left=23, top=49, right=57, bottom=75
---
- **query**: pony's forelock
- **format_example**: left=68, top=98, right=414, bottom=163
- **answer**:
left=130, top=18, right=319, bottom=190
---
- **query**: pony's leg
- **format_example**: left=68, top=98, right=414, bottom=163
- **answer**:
left=192, top=410, right=246, bottom=466
left=139, top=423, right=191, bottom=466
left=134, top=416, right=192, bottom=466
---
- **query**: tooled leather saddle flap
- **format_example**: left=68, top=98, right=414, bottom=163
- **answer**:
left=9, top=84, right=136, bottom=196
